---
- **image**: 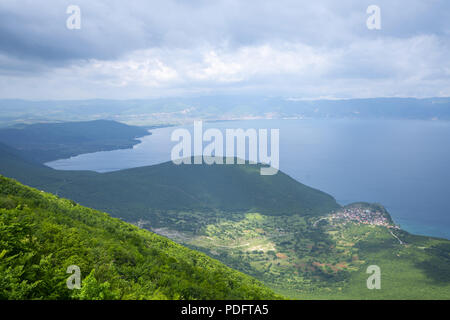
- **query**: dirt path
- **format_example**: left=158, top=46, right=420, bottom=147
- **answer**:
left=390, top=230, right=404, bottom=245
left=313, top=217, right=329, bottom=227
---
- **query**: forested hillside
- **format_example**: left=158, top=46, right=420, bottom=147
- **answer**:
left=0, top=176, right=281, bottom=300
left=0, top=144, right=340, bottom=218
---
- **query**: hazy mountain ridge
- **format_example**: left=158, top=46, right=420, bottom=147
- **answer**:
left=1, top=97, right=449, bottom=127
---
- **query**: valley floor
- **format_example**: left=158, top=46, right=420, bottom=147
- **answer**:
left=133, top=204, right=450, bottom=299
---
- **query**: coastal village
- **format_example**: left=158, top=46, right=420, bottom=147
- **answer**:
left=317, top=206, right=400, bottom=230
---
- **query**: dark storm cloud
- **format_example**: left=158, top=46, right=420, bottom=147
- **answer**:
left=2, top=0, right=447, bottom=63
left=0, top=0, right=448, bottom=98
left=0, top=1, right=153, bottom=65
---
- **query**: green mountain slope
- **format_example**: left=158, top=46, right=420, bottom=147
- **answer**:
left=0, top=142, right=97, bottom=195
left=0, top=145, right=340, bottom=219
left=57, top=160, right=340, bottom=218
left=0, top=120, right=149, bottom=163
left=0, top=175, right=281, bottom=300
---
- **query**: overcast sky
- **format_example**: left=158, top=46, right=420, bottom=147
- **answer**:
left=0, top=0, right=449, bottom=100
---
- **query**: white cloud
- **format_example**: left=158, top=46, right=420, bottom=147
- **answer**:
left=0, top=0, right=449, bottom=99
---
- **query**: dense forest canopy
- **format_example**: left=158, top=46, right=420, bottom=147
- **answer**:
left=0, top=175, right=280, bottom=300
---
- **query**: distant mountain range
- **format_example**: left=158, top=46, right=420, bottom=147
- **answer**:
left=1, top=96, right=449, bottom=127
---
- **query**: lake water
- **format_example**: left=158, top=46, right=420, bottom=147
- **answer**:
left=47, top=119, right=450, bottom=239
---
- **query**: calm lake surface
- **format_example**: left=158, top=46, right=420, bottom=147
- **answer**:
left=47, top=119, right=450, bottom=239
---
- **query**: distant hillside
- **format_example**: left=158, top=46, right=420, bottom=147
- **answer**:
left=0, top=120, right=149, bottom=163
left=0, top=144, right=340, bottom=219
left=0, top=142, right=97, bottom=194
left=67, top=160, right=340, bottom=219
left=0, top=175, right=280, bottom=300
